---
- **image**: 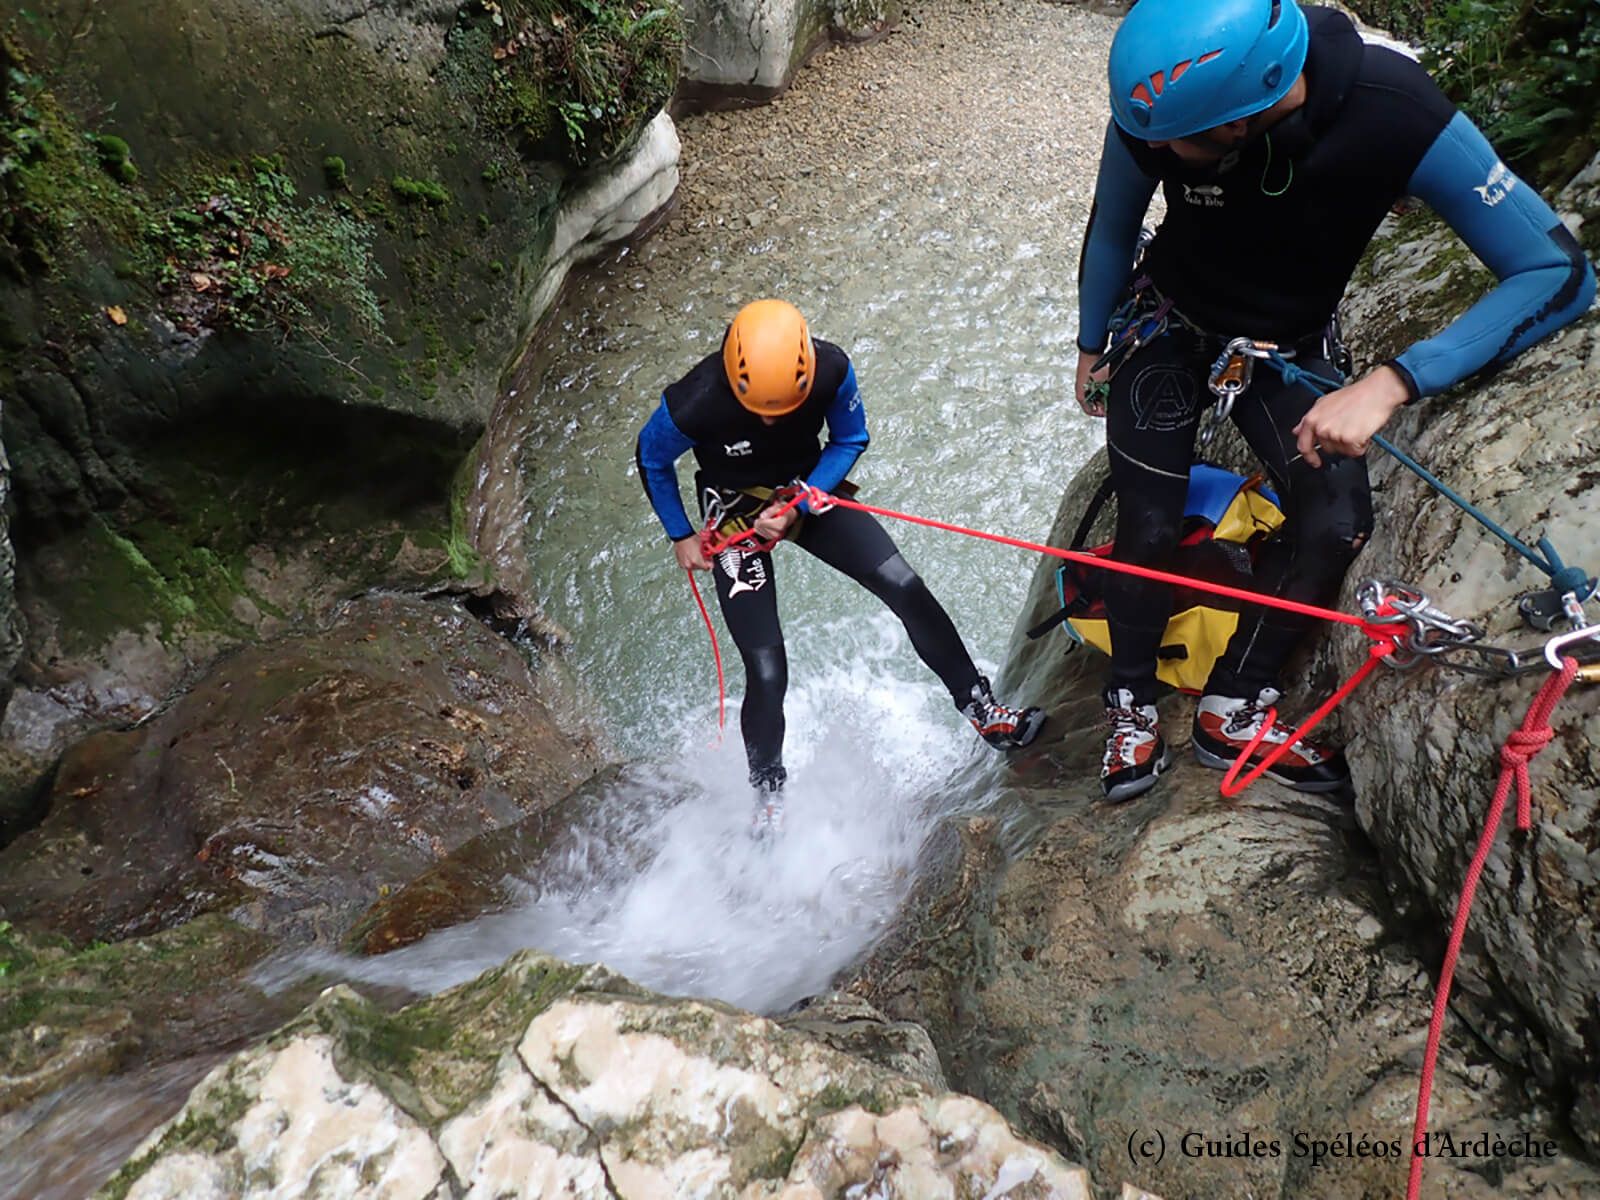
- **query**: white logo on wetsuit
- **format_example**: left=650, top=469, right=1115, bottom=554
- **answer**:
left=1182, top=183, right=1224, bottom=208
left=720, top=548, right=768, bottom=597
left=724, top=439, right=753, bottom=456
left=1475, top=160, right=1517, bottom=207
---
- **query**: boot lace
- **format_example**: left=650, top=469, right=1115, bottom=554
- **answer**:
left=1105, top=703, right=1157, bottom=765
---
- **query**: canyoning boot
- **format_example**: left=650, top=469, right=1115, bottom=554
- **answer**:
left=1102, top=687, right=1170, bottom=802
left=1191, top=688, right=1350, bottom=793
left=960, top=676, right=1046, bottom=750
left=748, top=765, right=787, bottom=841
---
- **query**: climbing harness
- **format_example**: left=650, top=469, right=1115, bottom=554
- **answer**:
left=1087, top=281, right=1173, bottom=416
left=683, top=484, right=810, bottom=739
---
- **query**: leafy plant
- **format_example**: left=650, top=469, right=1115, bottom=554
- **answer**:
left=1420, top=0, right=1600, bottom=187
left=142, top=156, right=385, bottom=337
left=449, top=0, right=682, bottom=168
left=1, top=63, right=47, bottom=181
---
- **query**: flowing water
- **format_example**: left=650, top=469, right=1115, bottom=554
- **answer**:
left=304, top=0, right=1117, bottom=1014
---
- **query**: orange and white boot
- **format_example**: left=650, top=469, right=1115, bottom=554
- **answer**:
left=1191, top=688, right=1350, bottom=792
left=1101, top=687, right=1170, bottom=802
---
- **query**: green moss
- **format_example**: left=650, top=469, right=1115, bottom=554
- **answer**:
left=42, top=518, right=192, bottom=651
left=1, top=40, right=147, bottom=274
left=1, top=915, right=270, bottom=1072
left=322, top=153, right=348, bottom=189
left=326, top=956, right=587, bottom=1121
left=87, top=132, right=137, bottom=184
left=98, top=1077, right=255, bottom=1200
left=391, top=175, right=451, bottom=207
left=21, top=404, right=468, bottom=656
left=446, top=451, right=488, bottom=582
left=812, top=1081, right=895, bottom=1116
left=1353, top=206, right=1494, bottom=365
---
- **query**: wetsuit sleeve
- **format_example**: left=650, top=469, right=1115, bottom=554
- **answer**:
left=802, top=363, right=868, bottom=509
left=1077, top=122, right=1160, bottom=355
left=635, top=397, right=696, bottom=541
left=1390, top=112, right=1596, bottom=399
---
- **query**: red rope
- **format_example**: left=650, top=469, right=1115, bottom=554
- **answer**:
left=680, top=485, right=1591, bottom=1200
left=685, top=486, right=1411, bottom=754
left=1405, top=656, right=1580, bottom=1200
left=813, top=490, right=1380, bottom=633
left=685, top=568, right=725, bottom=742
left=1219, top=640, right=1396, bottom=797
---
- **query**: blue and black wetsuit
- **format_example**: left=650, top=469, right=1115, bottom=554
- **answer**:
left=1076, top=6, right=1596, bottom=704
left=636, top=338, right=983, bottom=783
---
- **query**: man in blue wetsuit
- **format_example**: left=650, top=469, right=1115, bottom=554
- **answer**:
left=1075, top=0, right=1595, bottom=802
left=637, top=299, right=1045, bottom=834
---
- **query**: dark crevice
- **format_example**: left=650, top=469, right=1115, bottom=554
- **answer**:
left=526, top=1068, right=622, bottom=1200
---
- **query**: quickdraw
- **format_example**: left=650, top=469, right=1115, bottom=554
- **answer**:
left=1355, top=578, right=1600, bottom=678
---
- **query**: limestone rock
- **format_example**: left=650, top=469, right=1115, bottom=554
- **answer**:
left=102, top=951, right=1092, bottom=1199
left=838, top=442, right=1600, bottom=1197
left=0, top=0, right=680, bottom=744
left=680, top=0, right=905, bottom=105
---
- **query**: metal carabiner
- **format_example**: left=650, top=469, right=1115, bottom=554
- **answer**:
left=701, top=487, right=727, bottom=531
left=1358, top=578, right=1424, bottom=626
left=1544, top=622, right=1600, bottom=670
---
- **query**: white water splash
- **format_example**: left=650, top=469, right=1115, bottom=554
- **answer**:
left=260, top=609, right=995, bottom=1013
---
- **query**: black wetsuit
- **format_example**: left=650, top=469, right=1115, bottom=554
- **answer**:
left=636, top=340, right=982, bottom=782
left=1076, top=7, right=1595, bottom=705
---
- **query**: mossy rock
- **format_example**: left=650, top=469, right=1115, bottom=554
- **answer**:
left=0, top=913, right=289, bottom=1117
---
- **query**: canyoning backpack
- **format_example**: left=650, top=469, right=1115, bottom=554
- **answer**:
left=1027, top=464, right=1286, bottom=693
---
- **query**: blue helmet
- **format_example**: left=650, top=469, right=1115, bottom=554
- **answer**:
left=1108, top=0, right=1309, bottom=141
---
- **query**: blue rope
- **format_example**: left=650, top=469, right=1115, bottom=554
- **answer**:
left=1265, top=351, right=1592, bottom=594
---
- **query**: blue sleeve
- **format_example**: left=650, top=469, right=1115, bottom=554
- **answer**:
left=1077, top=122, right=1159, bottom=354
left=635, top=398, right=696, bottom=541
left=802, top=364, right=868, bottom=509
left=1392, top=112, right=1596, bottom=399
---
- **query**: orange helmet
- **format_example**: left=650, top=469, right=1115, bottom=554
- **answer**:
left=723, top=299, right=816, bottom=417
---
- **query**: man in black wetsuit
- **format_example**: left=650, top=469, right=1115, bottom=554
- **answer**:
left=637, top=299, right=1045, bottom=834
left=1075, top=0, right=1595, bottom=802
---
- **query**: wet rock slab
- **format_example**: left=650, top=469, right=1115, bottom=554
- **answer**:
left=1329, top=159, right=1600, bottom=1156
left=0, top=593, right=603, bottom=948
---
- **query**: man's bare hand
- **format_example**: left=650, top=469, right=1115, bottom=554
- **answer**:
left=674, top=535, right=711, bottom=571
left=1292, top=366, right=1409, bottom=468
left=1076, top=349, right=1110, bottom=418
left=753, top=504, right=799, bottom=543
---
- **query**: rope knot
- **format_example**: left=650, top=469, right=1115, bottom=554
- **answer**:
left=1500, top=726, right=1554, bottom=768
left=1550, top=564, right=1593, bottom=598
